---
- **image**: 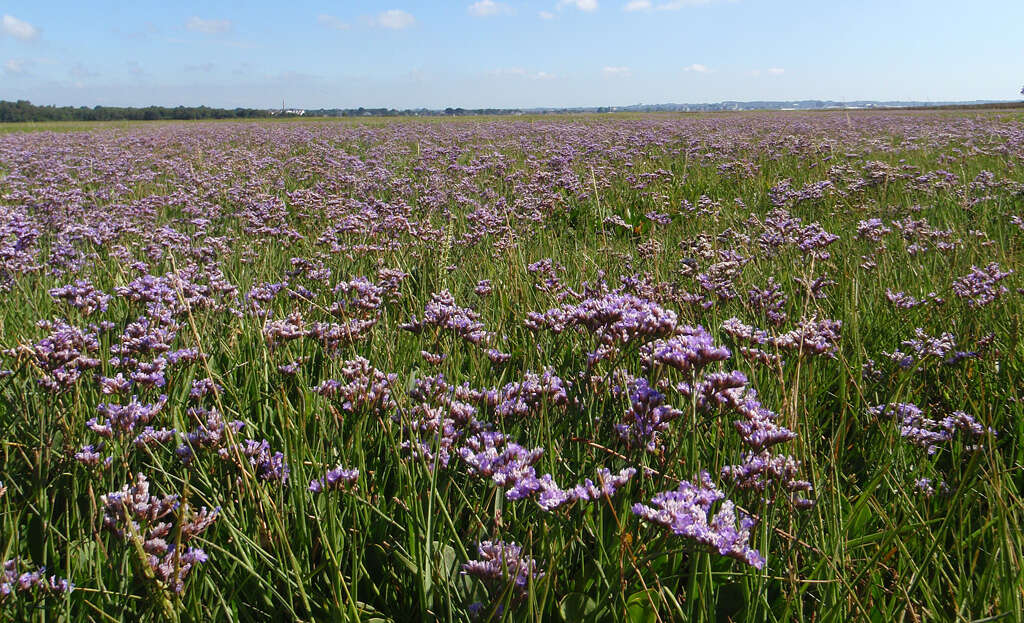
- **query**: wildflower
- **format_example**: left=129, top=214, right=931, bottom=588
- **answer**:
left=1, top=559, right=73, bottom=604
left=952, top=262, right=1012, bottom=307
left=633, top=472, right=764, bottom=568
left=462, top=541, right=543, bottom=600
left=100, top=474, right=217, bottom=594
left=640, top=326, right=731, bottom=373
left=309, top=466, right=359, bottom=493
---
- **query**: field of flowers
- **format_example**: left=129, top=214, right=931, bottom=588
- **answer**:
left=1, top=111, right=1022, bottom=622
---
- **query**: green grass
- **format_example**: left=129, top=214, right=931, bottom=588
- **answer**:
left=1, top=111, right=1022, bottom=621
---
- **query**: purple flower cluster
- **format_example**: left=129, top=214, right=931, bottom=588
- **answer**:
left=400, top=374, right=489, bottom=467
left=883, top=328, right=979, bottom=370
left=313, top=356, right=397, bottom=415
left=856, top=218, right=891, bottom=242
left=951, top=262, right=1012, bottom=307
left=869, top=403, right=995, bottom=455
left=1, top=558, right=73, bottom=604
left=87, top=394, right=169, bottom=438
left=462, top=540, right=543, bottom=600
left=747, top=279, right=788, bottom=325
left=177, top=407, right=246, bottom=461
left=331, top=276, right=384, bottom=317
left=474, top=279, right=493, bottom=296
left=401, top=289, right=492, bottom=346
left=721, top=451, right=810, bottom=499
left=263, top=310, right=376, bottom=353
left=101, top=473, right=218, bottom=594
left=722, top=315, right=842, bottom=358
left=639, top=325, right=731, bottom=374
left=49, top=279, right=111, bottom=316
left=525, top=291, right=677, bottom=355
left=9, top=319, right=101, bottom=392
left=239, top=439, right=291, bottom=483
left=884, top=289, right=944, bottom=309
left=615, top=377, right=683, bottom=452
left=309, top=466, right=359, bottom=493
left=490, top=369, right=569, bottom=419
left=633, top=472, right=765, bottom=568
left=459, top=431, right=636, bottom=511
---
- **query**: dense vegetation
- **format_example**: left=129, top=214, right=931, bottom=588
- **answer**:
left=1, top=112, right=1022, bottom=621
left=0, top=100, right=270, bottom=123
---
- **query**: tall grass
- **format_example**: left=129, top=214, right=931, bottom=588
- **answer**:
left=1, top=111, right=1022, bottom=621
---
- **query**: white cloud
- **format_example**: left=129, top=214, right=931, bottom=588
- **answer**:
left=558, top=0, right=598, bottom=11
left=186, top=16, right=231, bottom=34
left=768, top=67, right=785, bottom=75
left=489, top=68, right=556, bottom=80
left=4, top=58, right=27, bottom=74
left=625, top=0, right=721, bottom=10
left=539, top=10, right=556, bottom=19
left=2, top=14, right=39, bottom=40
left=489, top=67, right=527, bottom=76
left=373, top=9, right=415, bottom=29
left=469, top=0, right=513, bottom=16
left=185, top=62, right=216, bottom=72
left=603, top=66, right=631, bottom=77
left=657, top=0, right=717, bottom=8
left=317, top=14, right=350, bottom=30
left=682, top=63, right=710, bottom=73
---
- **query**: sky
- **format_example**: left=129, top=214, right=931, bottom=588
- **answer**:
left=2, top=1, right=1022, bottom=109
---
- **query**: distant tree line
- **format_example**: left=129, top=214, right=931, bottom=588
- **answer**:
left=0, top=100, right=271, bottom=123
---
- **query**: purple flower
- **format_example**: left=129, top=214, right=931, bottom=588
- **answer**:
left=1, top=558, right=74, bottom=603
left=190, top=377, right=221, bottom=400
left=615, top=377, right=683, bottom=452
left=525, top=291, right=677, bottom=351
left=309, top=466, right=359, bottom=493
left=88, top=395, right=168, bottom=438
left=640, top=326, right=731, bottom=373
left=633, top=472, right=764, bottom=568
left=312, top=357, right=396, bottom=414
left=474, top=279, right=493, bottom=296
left=401, top=290, right=493, bottom=346
left=462, top=541, right=543, bottom=599
left=952, top=262, right=1012, bottom=307
left=49, top=279, right=111, bottom=316
left=100, top=475, right=218, bottom=590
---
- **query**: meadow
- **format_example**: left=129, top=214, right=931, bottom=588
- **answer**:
left=0, top=111, right=1022, bottom=622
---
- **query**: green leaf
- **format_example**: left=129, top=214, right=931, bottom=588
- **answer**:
left=625, top=590, right=658, bottom=623
left=559, top=592, right=599, bottom=622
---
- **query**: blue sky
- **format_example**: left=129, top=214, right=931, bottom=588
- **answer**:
left=2, top=1, right=1022, bottom=108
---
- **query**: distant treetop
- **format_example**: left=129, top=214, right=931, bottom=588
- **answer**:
left=0, top=100, right=271, bottom=123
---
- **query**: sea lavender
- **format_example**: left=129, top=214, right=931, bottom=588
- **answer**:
left=49, top=279, right=111, bottom=316
left=100, top=474, right=217, bottom=594
left=88, top=395, right=169, bottom=438
left=633, top=472, right=765, bottom=568
left=1, top=559, right=73, bottom=604
left=640, top=325, right=731, bottom=374
left=462, top=541, right=543, bottom=601
left=312, top=356, right=396, bottom=414
left=615, top=377, right=684, bottom=452
left=951, top=262, right=1012, bottom=307
left=309, top=466, right=359, bottom=493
